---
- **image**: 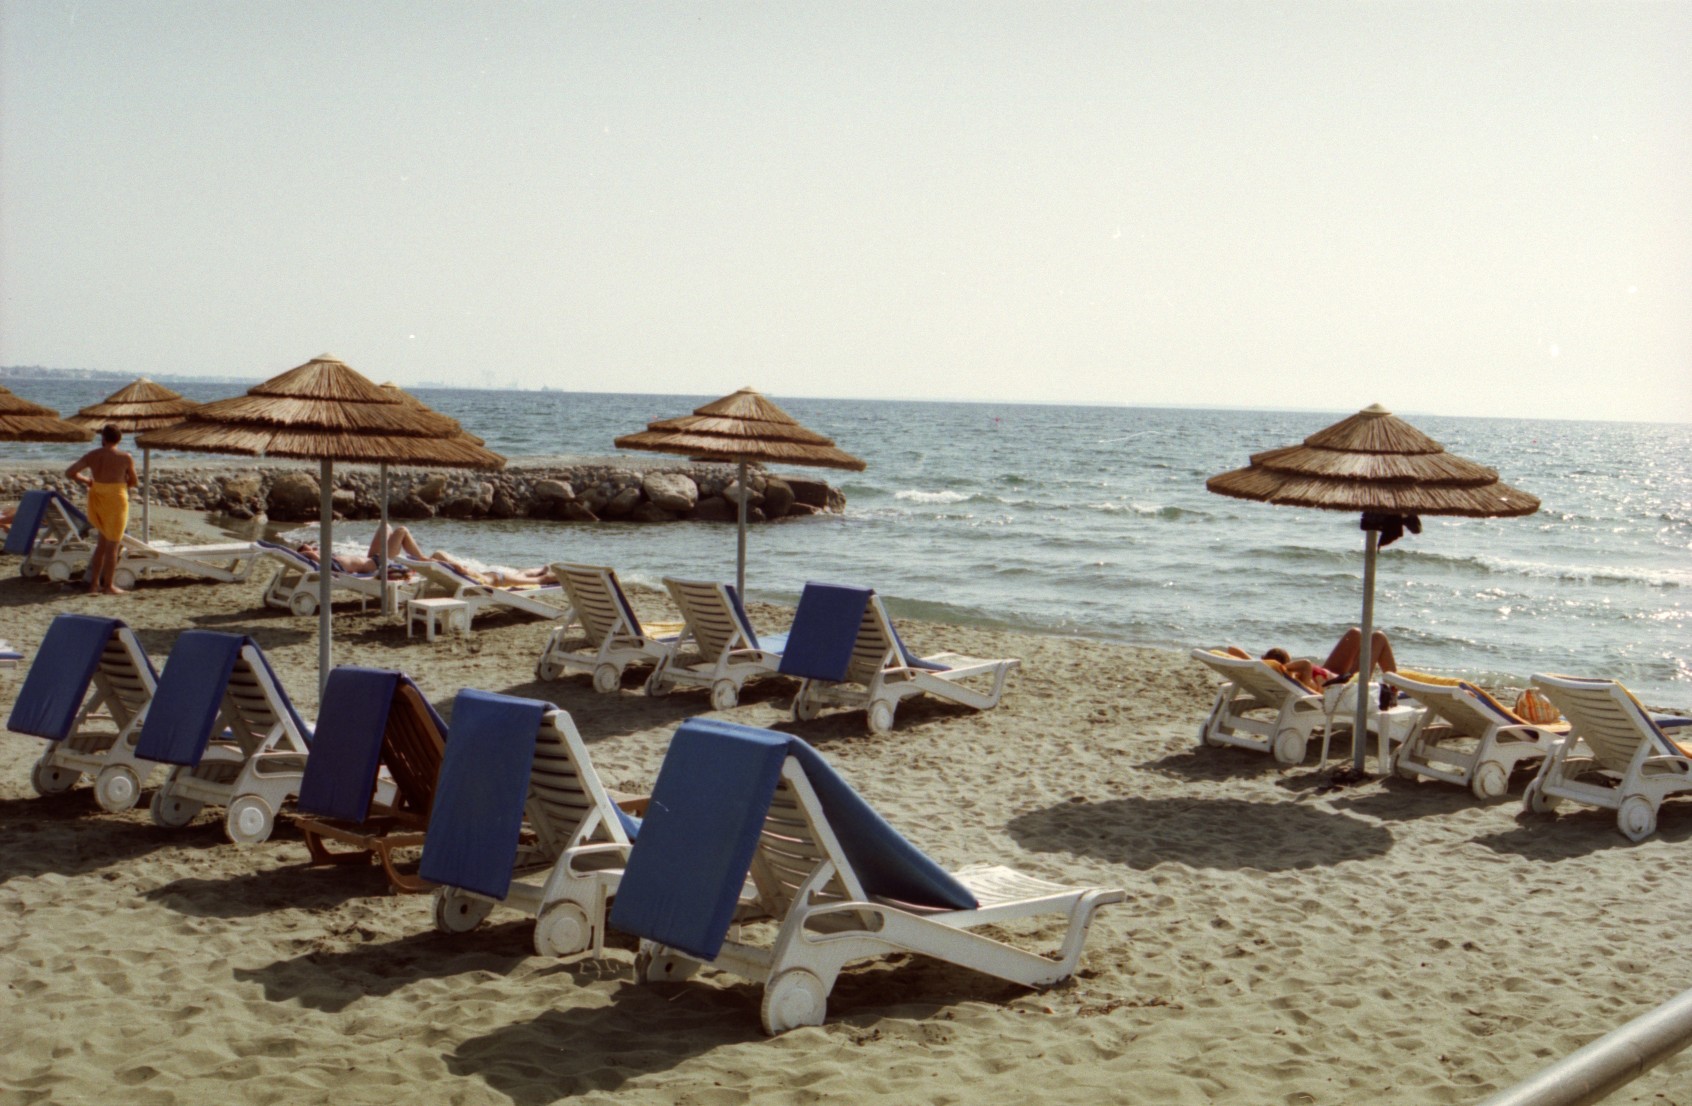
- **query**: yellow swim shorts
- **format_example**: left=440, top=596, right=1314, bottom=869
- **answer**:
left=86, top=482, right=130, bottom=542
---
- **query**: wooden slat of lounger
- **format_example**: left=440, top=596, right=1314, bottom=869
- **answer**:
left=671, top=580, right=740, bottom=660
left=1560, top=687, right=1654, bottom=769
left=382, top=683, right=445, bottom=818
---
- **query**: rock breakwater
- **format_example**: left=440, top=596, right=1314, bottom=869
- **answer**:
left=0, top=458, right=846, bottom=525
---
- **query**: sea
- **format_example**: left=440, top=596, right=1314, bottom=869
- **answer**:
left=8, top=379, right=1689, bottom=710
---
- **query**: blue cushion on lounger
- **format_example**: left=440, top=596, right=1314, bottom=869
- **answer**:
left=610, top=719, right=977, bottom=962
left=610, top=719, right=791, bottom=960
left=5, top=614, right=127, bottom=739
left=417, top=689, right=546, bottom=900
left=295, top=667, right=401, bottom=823
left=777, top=583, right=872, bottom=681
left=135, top=631, right=245, bottom=766
left=725, top=583, right=763, bottom=651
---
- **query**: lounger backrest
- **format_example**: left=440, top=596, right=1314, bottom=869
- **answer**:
left=865, top=595, right=950, bottom=673
left=1533, top=675, right=1667, bottom=773
left=295, top=667, right=402, bottom=822
left=666, top=578, right=759, bottom=659
left=1387, top=674, right=1506, bottom=739
left=1195, top=651, right=1308, bottom=704
left=2, top=490, right=87, bottom=556
left=5, top=614, right=133, bottom=739
left=384, top=679, right=447, bottom=818
left=526, top=710, right=637, bottom=856
left=556, top=563, right=643, bottom=643
left=92, top=626, right=158, bottom=735
left=610, top=719, right=976, bottom=962
left=222, top=644, right=312, bottom=754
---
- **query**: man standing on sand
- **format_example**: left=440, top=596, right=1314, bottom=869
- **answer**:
left=65, top=425, right=138, bottom=594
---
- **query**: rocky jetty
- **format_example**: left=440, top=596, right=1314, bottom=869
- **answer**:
left=0, top=458, right=846, bottom=525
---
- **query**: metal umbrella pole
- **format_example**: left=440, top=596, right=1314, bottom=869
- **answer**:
left=378, top=462, right=391, bottom=615
left=735, top=457, right=748, bottom=597
left=318, top=458, right=334, bottom=699
left=1353, top=526, right=1379, bottom=773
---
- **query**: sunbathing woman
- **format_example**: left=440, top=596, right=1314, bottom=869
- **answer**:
left=1232, top=628, right=1398, bottom=694
left=296, top=524, right=426, bottom=573
left=425, top=551, right=556, bottom=587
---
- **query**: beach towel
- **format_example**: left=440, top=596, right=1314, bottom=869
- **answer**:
left=86, top=482, right=129, bottom=542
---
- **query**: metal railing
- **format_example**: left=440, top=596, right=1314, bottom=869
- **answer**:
left=1478, top=985, right=1692, bottom=1106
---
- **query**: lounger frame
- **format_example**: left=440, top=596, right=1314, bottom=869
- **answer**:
left=535, top=563, right=677, bottom=693
left=257, top=543, right=420, bottom=617
left=431, top=709, right=638, bottom=957
left=149, top=643, right=312, bottom=844
left=1523, top=673, right=1692, bottom=842
left=40, top=536, right=260, bottom=590
left=789, top=594, right=1017, bottom=733
left=1386, top=672, right=1566, bottom=799
left=1191, top=649, right=1330, bottom=765
left=646, top=577, right=787, bottom=709
left=636, top=756, right=1123, bottom=1034
left=400, top=557, right=570, bottom=626
left=23, top=624, right=163, bottom=812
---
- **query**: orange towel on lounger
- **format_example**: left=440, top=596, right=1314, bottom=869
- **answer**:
left=86, top=482, right=129, bottom=542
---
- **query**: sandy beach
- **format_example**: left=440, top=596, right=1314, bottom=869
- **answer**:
left=2, top=507, right=1688, bottom=1105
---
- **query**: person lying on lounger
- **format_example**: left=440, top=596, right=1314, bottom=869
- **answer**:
left=295, top=524, right=426, bottom=574
left=422, top=552, right=557, bottom=588
left=1228, top=628, right=1398, bottom=694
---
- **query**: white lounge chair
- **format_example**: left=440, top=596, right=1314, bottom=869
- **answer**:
left=644, top=577, right=790, bottom=709
left=256, top=540, right=420, bottom=616
left=779, top=583, right=1019, bottom=734
left=1386, top=672, right=1569, bottom=798
left=398, top=556, right=570, bottom=626
left=612, top=718, right=1124, bottom=1034
left=33, top=532, right=260, bottom=590
left=535, top=563, right=680, bottom=693
left=136, top=630, right=313, bottom=844
left=419, top=690, right=640, bottom=958
left=1191, top=649, right=1334, bottom=765
left=1523, top=673, right=1692, bottom=842
left=4, top=613, right=162, bottom=811
left=4, top=489, right=92, bottom=579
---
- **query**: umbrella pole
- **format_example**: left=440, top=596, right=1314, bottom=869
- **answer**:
left=736, top=457, right=748, bottom=597
left=319, top=459, right=334, bottom=700
left=141, top=447, right=151, bottom=543
left=379, top=463, right=390, bottom=616
left=1353, top=527, right=1380, bottom=774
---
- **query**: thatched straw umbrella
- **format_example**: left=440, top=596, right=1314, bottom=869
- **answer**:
left=614, top=387, right=865, bottom=595
left=0, top=383, right=95, bottom=444
left=69, top=378, right=200, bottom=541
left=1207, top=403, right=1539, bottom=774
left=138, top=355, right=504, bottom=693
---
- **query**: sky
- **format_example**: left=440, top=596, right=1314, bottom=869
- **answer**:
left=1, top=1, right=1688, bottom=422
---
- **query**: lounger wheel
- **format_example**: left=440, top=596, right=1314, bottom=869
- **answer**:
left=94, top=765, right=142, bottom=812
left=433, top=886, right=493, bottom=933
left=533, top=902, right=593, bottom=958
left=644, top=670, right=673, bottom=697
left=46, top=560, right=71, bottom=583
left=792, top=692, right=822, bottom=722
left=29, top=757, right=81, bottom=797
left=866, top=700, right=896, bottom=735
left=536, top=656, right=565, bottom=681
left=150, top=790, right=203, bottom=828
left=1618, top=795, right=1658, bottom=843
left=289, top=592, right=318, bottom=617
left=761, top=969, right=828, bottom=1035
left=635, top=946, right=699, bottom=983
left=112, top=567, right=137, bottom=591
left=710, top=680, right=739, bottom=712
left=1471, top=760, right=1510, bottom=800
left=18, top=560, right=43, bottom=579
left=1271, top=727, right=1307, bottom=765
left=224, top=795, right=276, bottom=844
left=1522, top=779, right=1562, bottom=815
left=592, top=663, right=621, bottom=694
